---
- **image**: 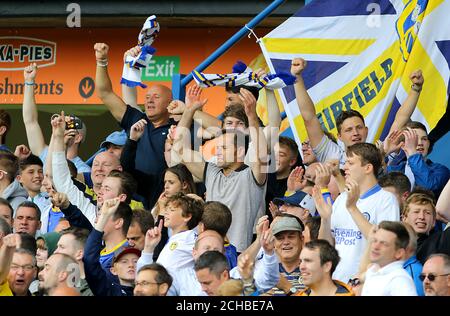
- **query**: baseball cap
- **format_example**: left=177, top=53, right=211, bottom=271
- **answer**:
left=271, top=216, right=304, bottom=236
left=112, top=247, right=141, bottom=264
left=273, top=190, right=316, bottom=213
left=100, top=130, right=127, bottom=149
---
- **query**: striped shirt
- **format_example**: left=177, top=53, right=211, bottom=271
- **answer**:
left=264, top=263, right=305, bottom=296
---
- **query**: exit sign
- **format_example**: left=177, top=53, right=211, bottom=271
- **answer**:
left=141, top=56, right=180, bottom=82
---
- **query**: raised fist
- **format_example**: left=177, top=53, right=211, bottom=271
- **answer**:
left=410, top=69, right=424, bottom=89
left=24, top=63, right=37, bottom=81
left=123, top=45, right=141, bottom=62
left=290, top=58, right=307, bottom=76
left=94, top=43, right=109, bottom=61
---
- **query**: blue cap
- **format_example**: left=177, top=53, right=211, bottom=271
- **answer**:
left=100, top=130, right=127, bottom=148
left=273, top=190, right=316, bottom=213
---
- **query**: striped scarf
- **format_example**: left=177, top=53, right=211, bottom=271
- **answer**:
left=192, top=61, right=296, bottom=90
left=121, top=15, right=160, bottom=88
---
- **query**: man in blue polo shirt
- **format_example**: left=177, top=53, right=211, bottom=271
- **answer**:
left=94, top=43, right=174, bottom=177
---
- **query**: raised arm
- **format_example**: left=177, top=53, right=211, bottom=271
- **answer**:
left=175, top=85, right=207, bottom=181
left=121, top=45, right=144, bottom=111
left=50, top=112, right=97, bottom=223
left=168, top=99, right=222, bottom=138
left=94, top=43, right=127, bottom=122
left=389, top=70, right=424, bottom=133
left=240, top=88, right=268, bottom=185
left=22, top=63, right=47, bottom=156
left=193, top=111, right=222, bottom=130
left=291, top=58, right=324, bottom=148
left=312, top=185, right=335, bottom=245
left=0, top=234, right=20, bottom=285
left=51, top=192, right=93, bottom=232
left=265, top=89, right=281, bottom=130
left=136, top=220, right=163, bottom=272
left=255, top=68, right=281, bottom=132
left=83, top=199, right=121, bottom=297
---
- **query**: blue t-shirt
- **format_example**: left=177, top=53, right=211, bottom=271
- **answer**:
left=120, top=105, right=174, bottom=175
left=48, top=208, right=65, bottom=232
left=403, top=256, right=424, bottom=296
left=225, top=243, right=238, bottom=269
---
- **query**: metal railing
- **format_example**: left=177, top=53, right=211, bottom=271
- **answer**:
left=171, top=0, right=287, bottom=100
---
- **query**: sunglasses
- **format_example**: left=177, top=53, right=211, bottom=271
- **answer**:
left=419, top=273, right=450, bottom=282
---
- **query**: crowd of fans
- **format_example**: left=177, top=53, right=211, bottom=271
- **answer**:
left=0, top=44, right=449, bottom=297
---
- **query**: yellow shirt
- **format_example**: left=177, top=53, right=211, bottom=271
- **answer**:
left=0, top=281, right=13, bottom=296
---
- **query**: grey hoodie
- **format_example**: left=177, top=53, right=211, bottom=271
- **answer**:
left=1, top=179, right=29, bottom=215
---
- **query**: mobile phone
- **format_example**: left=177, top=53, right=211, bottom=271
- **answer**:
left=65, top=116, right=83, bottom=130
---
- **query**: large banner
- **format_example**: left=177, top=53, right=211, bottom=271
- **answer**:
left=260, top=0, right=450, bottom=145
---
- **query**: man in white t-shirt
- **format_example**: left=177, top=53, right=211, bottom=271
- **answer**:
left=361, top=221, right=417, bottom=296
left=316, top=143, right=400, bottom=282
left=290, top=58, right=424, bottom=168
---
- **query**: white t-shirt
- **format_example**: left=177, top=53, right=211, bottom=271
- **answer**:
left=157, top=230, right=197, bottom=271
left=361, top=261, right=417, bottom=296
left=331, top=185, right=400, bottom=282
left=168, top=266, right=205, bottom=296
left=313, top=135, right=346, bottom=168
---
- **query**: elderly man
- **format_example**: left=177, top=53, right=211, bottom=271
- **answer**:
left=421, top=254, right=450, bottom=296
left=264, top=214, right=305, bottom=296
left=94, top=43, right=174, bottom=177
left=0, top=233, right=37, bottom=296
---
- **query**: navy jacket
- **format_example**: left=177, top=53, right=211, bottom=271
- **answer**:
left=387, top=153, right=450, bottom=196
left=60, top=203, right=93, bottom=232
left=83, top=229, right=134, bottom=296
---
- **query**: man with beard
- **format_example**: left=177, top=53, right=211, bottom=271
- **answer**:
left=38, top=253, right=80, bottom=296
left=175, top=85, right=267, bottom=254
left=134, top=263, right=172, bottom=296
left=421, top=253, right=450, bottom=296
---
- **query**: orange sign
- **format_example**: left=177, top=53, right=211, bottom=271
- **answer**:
left=0, top=28, right=269, bottom=115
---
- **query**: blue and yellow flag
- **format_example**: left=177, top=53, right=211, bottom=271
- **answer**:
left=260, top=0, right=449, bottom=145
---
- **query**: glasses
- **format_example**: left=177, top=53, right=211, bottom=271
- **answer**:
left=135, top=281, right=161, bottom=287
left=10, top=264, right=36, bottom=272
left=419, top=273, right=450, bottom=282
left=0, top=169, right=8, bottom=175
left=348, top=278, right=361, bottom=287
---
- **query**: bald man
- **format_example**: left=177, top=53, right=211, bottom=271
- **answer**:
left=38, top=253, right=81, bottom=296
left=94, top=43, right=175, bottom=176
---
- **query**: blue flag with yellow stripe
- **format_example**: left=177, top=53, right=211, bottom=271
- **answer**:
left=260, top=0, right=449, bottom=146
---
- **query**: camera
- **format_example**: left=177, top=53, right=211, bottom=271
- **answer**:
left=65, top=115, right=83, bottom=130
